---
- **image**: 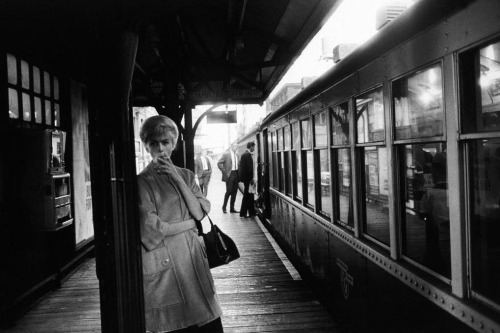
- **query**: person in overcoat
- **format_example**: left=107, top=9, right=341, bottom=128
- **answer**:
left=217, top=143, right=239, bottom=213
left=137, top=115, right=223, bottom=333
left=238, top=142, right=256, bottom=218
left=194, top=148, right=212, bottom=196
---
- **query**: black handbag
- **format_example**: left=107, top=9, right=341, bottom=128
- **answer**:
left=202, top=214, right=240, bottom=268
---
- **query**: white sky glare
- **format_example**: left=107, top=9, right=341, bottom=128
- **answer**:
left=270, top=0, right=416, bottom=98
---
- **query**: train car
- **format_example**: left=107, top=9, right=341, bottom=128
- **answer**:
left=251, top=0, right=500, bottom=331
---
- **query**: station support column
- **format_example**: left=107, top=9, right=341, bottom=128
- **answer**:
left=87, top=29, right=145, bottom=333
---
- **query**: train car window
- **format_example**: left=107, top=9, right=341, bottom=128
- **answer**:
left=33, top=66, right=41, bottom=94
left=284, top=151, right=292, bottom=196
left=21, top=60, right=30, bottom=90
left=278, top=151, right=284, bottom=192
left=468, top=139, right=500, bottom=306
left=294, top=151, right=303, bottom=200
left=34, top=97, right=42, bottom=124
left=284, top=125, right=291, bottom=150
left=277, top=128, right=283, bottom=151
left=22, top=93, right=31, bottom=121
left=44, top=71, right=51, bottom=98
left=54, top=103, right=60, bottom=127
left=45, top=100, right=52, bottom=125
left=7, top=53, right=17, bottom=85
left=304, top=150, right=315, bottom=207
left=318, top=149, right=331, bottom=216
left=361, top=147, right=390, bottom=245
left=314, top=111, right=328, bottom=147
left=400, top=143, right=450, bottom=278
left=394, top=64, right=444, bottom=140
left=292, top=122, right=300, bottom=149
left=461, top=41, right=500, bottom=133
left=301, top=119, right=312, bottom=149
left=356, top=87, right=385, bottom=143
left=331, top=102, right=350, bottom=145
left=268, top=131, right=274, bottom=188
left=8, top=88, right=19, bottom=119
left=271, top=130, right=276, bottom=152
left=335, top=149, right=353, bottom=229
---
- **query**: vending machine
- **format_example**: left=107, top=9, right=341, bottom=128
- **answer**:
left=14, top=128, right=73, bottom=230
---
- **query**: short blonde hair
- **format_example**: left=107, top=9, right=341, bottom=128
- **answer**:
left=140, top=115, right=179, bottom=148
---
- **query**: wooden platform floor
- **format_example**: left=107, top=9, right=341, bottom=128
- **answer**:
left=2, top=173, right=340, bottom=332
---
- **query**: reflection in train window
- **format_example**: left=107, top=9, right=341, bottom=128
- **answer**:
left=356, top=87, right=385, bottom=143
left=394, top=64, right=444, bottom=140
left=314, top=111, right=328, bottom=147
left=284, top=125, right=291, bottom=150
left=317, top=149, right=331, bottom=216
left=461, top=41, right=500, bottom=133
left=284, top=151, right=292, bottom=196
left=8, top=88, right=19, bottom=119
left=292, top=122, right=300, bottom=149
left=278, top=151, right=284, bottom=193
left=335, top=149, right=353, bottom=229
left=361, top=147, right=390, bottom=245
left=305, top=151, right=315, bottom=207
left=277, top=128, right=283, bottom=151
left=294, top=151, right=302, bottom=200
left=301, top=119, right=311, bottom=149
left=331, top=102, right=349, bottom=146
left=468, top=138, right=500, bottom=306
left=400, top=143, right=450, bottom=278
left=268, top=131, right=273, bottom=188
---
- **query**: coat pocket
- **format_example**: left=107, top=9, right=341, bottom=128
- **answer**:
left=142, top=245, right=184, bottom=309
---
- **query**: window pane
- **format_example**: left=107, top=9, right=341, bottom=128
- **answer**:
left=363, top=147, right=390, bottom=245
left=284, top=126, right=291, bottom=150
left=469, top=139, right=500, bottom=304
left=22, top=93, right=31, bottom=121
left=314, top=111, right=327, bottom=147
left=284, top=151, right=291, bottom=195
left=268, top=134, right=273, bottom=187
left=295, top=151, right=302, bottom=198
left=54, top=103, right=60, bottom=127
left=356, top=87, right=385, bottom=143
left=319, top=149, right=331, bottom=216
left=45, top=100, right=52, bottom=125
left=271, top=131, right=276, bottom=151
left=34, top=97, right=42, bottom=124
left=336, top=149, right=353, bottom=228
left=54, top=76, right=59, bottom=100
left=394, top=64, right=444, bottom=139
left=8, top=88, right=19, bottom=119
left=292, top=122, right=300, bottom=149
left=7, top=54, right=17, bottom=85
left=21, top=60, right=30, bottom=90
left=33, top=66, right=41, bottom=94
left=277, top=128, right=283, bottom=151
left=401, top=143, right=450, bottom=277
left=462, top=41, right=500, bottom=132
left=331, top=102, right=349, bottom=145
left=278, top=152, right=284, bottom=192
left=44, top=71, right=51, bottom=97
left=301, top=119, right=311, bottom=149
left=305, top=150, right=315, bottom=206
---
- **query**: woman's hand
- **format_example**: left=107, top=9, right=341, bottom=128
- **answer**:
left=155, top=155, right=182, bottom=181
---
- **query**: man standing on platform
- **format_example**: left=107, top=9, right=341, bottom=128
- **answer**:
left=217, top=143, right=240, bottom=213
left=194, top=148, right=212, bottom=196
left=238, top=142, right=256, bottom=218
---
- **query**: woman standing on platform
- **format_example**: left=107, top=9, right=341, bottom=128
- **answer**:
left=137, top=115, right=223, bottom=333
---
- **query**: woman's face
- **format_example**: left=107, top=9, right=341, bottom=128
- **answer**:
left=146, top=132, right=175, bottom=162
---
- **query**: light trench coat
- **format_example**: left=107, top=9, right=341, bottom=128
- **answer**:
left=137, top=163, right=222, bottom=332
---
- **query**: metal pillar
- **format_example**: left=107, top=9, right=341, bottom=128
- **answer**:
left=88, top=29, right=145, bottom=333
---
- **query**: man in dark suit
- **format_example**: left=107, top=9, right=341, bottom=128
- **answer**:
left=194, top=148, right=212, bottom=196
left=217, top=143, right=239, bottom=213
left=238, top=141, right=256, bottom=218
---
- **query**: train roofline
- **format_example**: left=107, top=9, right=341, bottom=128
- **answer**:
left=259, top=0, right=475, bottom=130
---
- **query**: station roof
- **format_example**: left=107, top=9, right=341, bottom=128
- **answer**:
left=4, top=0, right=341, bottom=108
left=132, top=0, right=342, bottom=107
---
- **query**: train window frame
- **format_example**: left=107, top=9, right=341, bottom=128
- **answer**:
left=270, top=130, right=278, bottom=190
left=458, top=39, right=500, bottom=310
left=291, top=121, right=302, bottom=202
left=6, top=53, right=62, bottom=128
left=392, top=60, right=446, bottom=144
left=313, top=110, right=331, bottom=218
left=283, top=124, right=292, bottom=197
left=300, top=117, right=314, bottom=210
left=353, top=87, right=391, bottom=247
left=390, top=62, right=451, bottom=280
left=330, top=100, right=354, bottom=231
